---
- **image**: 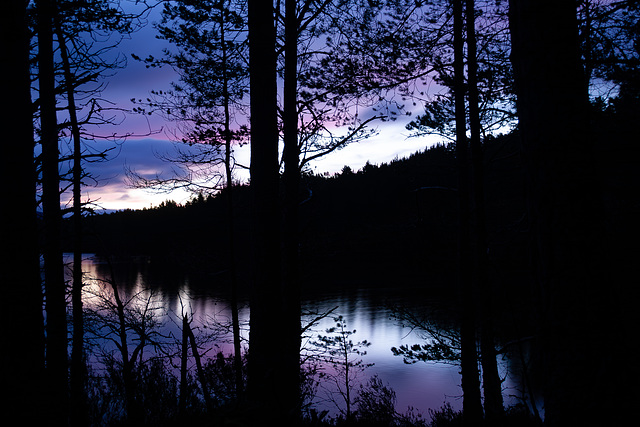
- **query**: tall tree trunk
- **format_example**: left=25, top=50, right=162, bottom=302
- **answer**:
left=55, top=19, right=88, bottom=426
left=509, top=1, right=618, bottom=425
left=465, top=0, right=503, bottom=420
left=38, top=0, right=69, bottom=423
left=246, top=0, right=285, bottom=422
left=452, top=0, right=483, bottom=424
left=1, top=1, right=46, bottom=422
left=282, top=0, right=302, bottom=420
left=220, top=10, right=244, bottom=400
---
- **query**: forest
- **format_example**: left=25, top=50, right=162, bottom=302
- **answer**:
left=2, top=0, right=639, bottom=426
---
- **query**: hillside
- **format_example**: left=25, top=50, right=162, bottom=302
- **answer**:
left=70, top=123, right=638, bottom=300
left=70, top=133, right=523, bottom=287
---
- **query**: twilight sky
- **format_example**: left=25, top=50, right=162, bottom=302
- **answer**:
left=73, top=4, right=441, bottom=212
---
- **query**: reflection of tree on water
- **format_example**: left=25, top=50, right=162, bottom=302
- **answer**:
left=305, top=315, right=373, bottom=421
left=77, top=258, right=410, bottom=423
left=80, top=255, right=251, bottom=423
left=72, top=253, right=539, bottom=424
left=389, top=302, right=542, bottom=420
left=82, top=256, right=169, bottom=423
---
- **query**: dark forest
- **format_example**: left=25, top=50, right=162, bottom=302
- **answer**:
left=2, top=1, right=639, bottom=426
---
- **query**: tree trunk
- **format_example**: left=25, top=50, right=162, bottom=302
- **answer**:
left=1, top=1, right=46, bottom=422
left=55, top=19, right=88, bottom=426
left=282, top=0, right=302, bottom=420
left=452, top=0, right=483, bottom=423
left=37, top=0, right=69, bottom=423
left=220, top=11, right=244, bottom=400
left=247, top=0, right=285, bottom=422
left=466, top=0, right=504, bottom=420
left=509, top=1, right=619, bottom=425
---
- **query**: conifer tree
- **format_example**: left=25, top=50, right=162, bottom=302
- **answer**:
left=2, top=1, right=46, bottom=422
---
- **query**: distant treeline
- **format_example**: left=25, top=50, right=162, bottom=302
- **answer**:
left=67, top=135, right=518, bottom=280
left=68, top=105, right=638, bottom=297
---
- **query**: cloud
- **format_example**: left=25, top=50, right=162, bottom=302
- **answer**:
left=79, top=122, right=438, bottom=211
left=75, top=137, right=197, bottom=211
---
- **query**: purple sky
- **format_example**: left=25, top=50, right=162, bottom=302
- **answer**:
left=72, top=4, right=439, bottom=212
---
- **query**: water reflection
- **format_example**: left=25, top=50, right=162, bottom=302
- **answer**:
left=69, top=254, right=523, bottom=417
left=301, top=289, right=465, bottom=414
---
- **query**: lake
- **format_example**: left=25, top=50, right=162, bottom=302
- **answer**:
left=69, top=253, right=526, bottom=419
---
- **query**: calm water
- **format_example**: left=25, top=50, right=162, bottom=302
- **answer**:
left=69, top=253, right=524, bottom=418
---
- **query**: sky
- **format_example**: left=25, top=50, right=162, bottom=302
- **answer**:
left=71, top=3, right=441, bottom=212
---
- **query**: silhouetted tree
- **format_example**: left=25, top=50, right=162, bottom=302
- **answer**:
left=509, top=1, right=622, bottom=425
left=248, top=2, right=390, bottom=421
left=279, top=2, right=437, bottom=417
left=407, top=0, right=515, bottom=141
left=282, top=1, right=391, bottom=172
left=130, top=0, right=249, bottom=398
left=37, top=0, right=70, bottom=422
left=51, top=3, right=138, bottom=423
left=279, top=2, right=380, bottom=421
left=452, top=1, right=483, bottom=423
left=129, top=0, right=249, bottom=194
left=281, top=0, right=303, bottom=420
left=56, top=22, right=88, bottom=424
left=246, top=0, right=287, bottom=423
left=578, top=0, right=640, bottom=97
left=355, top=375, right=398, bottom=425
left=1, top=1, right=46, bottom=423
left=466, top=0, right=503, bottom=421
left=309, top=315, right=373, bottom=421
left=405, top=1, right=511, bottom=420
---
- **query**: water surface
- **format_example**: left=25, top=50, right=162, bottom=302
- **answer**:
left=71, top=253, right=523, bottom=417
